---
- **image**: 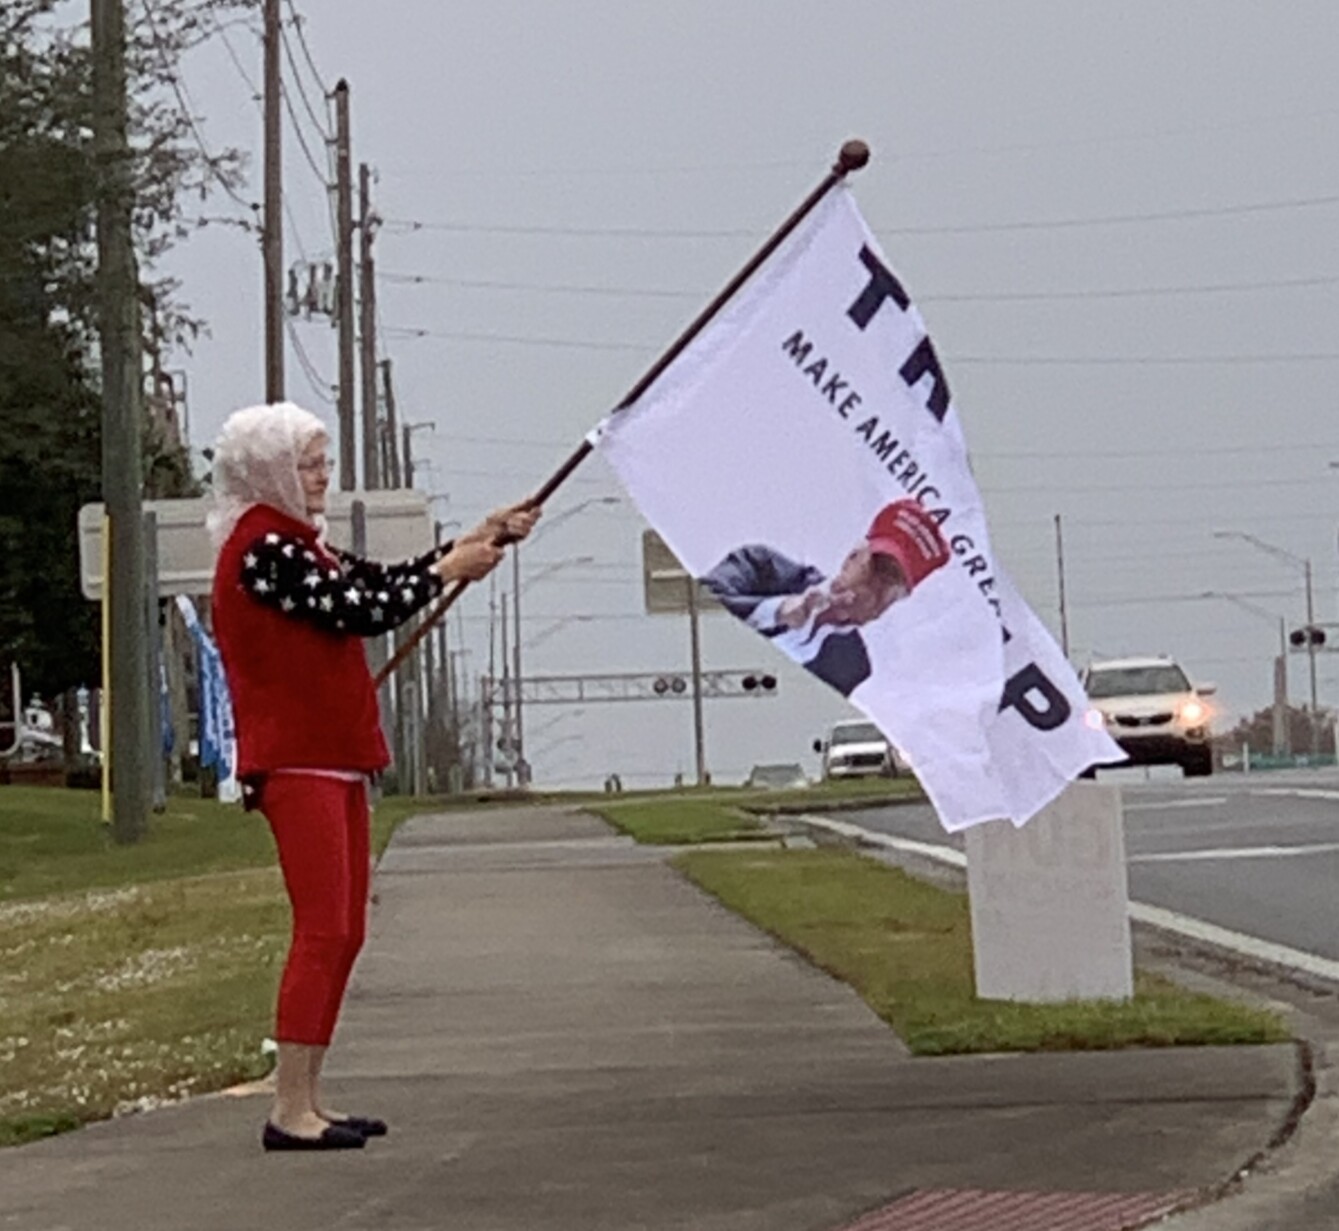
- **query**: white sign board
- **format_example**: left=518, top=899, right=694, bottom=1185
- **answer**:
left=964, top=783, right=1133, bottom=1002
left=78, top=491, right=435, bottom=600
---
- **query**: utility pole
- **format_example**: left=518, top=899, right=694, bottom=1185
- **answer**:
left=144, top=512, right=165, bottom=813
left=486, top=576, right=498, bottom=787
left=379, top=359, right=401, bottom=487
left=686, top=577, right=707, bottom=786
left=1305, top=559, right=1319, bottom=744
left=500, top=596, right=514, bottom=788
left=380, top=356, right=399, bottom=484
left=1054, top=513, right=1070, bottom=659
left=1273, top=617, right=1290, bottom=758
left=93, top=0, right=149, bottom=843
left=333, top=80, right=355, bottom=490
left=401, top=421, right=435, bottom=490
left=512, top=547, right=527, bottom=785
left=262, top=0, right=283, bottom=402
left=358, top=163, right=379, bottom=489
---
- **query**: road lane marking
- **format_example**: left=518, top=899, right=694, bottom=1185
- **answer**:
left=797, top=814, right=1339, bottom=984
left=1124, top=798, right=1228, bottom=812
left=1250, top=788, right=1339, bottom=801
left=1129, top=842, right=1339, bottom=862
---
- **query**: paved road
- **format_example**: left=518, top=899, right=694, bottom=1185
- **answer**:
left=841, top=767, right=1339, bottom=964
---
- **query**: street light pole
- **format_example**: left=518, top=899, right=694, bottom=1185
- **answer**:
left=1201, top=590, right=1290, bottom=757
left=510, top=553, right=595, bottom=784
left=1213, top=530, right=1320, bottom=756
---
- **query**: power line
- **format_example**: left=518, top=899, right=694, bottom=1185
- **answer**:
left=953, top=352, right=1339, bottom=367
left=978, top=440, right=1339, bottom=462
left=988, top=474, right=1335, bottom=496
left=284, top=0, right=330, bottom=96
left=1069, top=587, right=1298, bottom=609
left=418, top=452, right=1339, bottom=497
left=278, top=16, right=333, bottom=140
left=381, top=189, right=1339, bottom=241
left=378, top=268, right=1339, bottom=304
left=991, top=508, right=1339, bottom=531
left=381, top=325, right=1339, bottom=365
left=285, top=316, right=336, bottom=404
left=141, top=0, right=256, bottom=218
left=273, top=1, right=339, bottom=244
left=384, top=326, right=648, bottom=353
left=280, top=79, right=331, bottom=186
left=380, top=271, right=700, bottom=300
left=926, top=273, right=1339, bottom=303
left=421, top=429, right=1339, bottom=464
left=205, top=9, right=316, bottom=265
left=885, top=193, right=1339, bottom=238
left=210, top=12, right=260, bottom=99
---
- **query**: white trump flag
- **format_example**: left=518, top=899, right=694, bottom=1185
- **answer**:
left=597, top=187, right=1121, bottom=831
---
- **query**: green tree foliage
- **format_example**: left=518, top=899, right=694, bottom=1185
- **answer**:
left=1218, top=702, right=1335, bottom=758
left=0, top=0, right=255, bottom=699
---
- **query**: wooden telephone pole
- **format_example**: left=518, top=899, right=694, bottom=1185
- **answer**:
left=333, top=80, right=355, bottom=489
left=92, top=0, right=150, bottom=842
left=262, top=0, right=284, bottom=402
left=358, top=163, right=379, bottom=488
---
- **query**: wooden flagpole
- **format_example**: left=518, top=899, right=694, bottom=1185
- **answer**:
left=375, top=138, right=871, bottom=688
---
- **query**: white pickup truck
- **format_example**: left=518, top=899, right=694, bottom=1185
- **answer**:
left=812, top=719, right=905, bottom=781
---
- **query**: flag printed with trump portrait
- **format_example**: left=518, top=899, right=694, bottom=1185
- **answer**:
left=595, top=186, right=1121, bottom=832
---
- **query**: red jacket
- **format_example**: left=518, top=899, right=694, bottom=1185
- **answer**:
left=212, top=503, right=390, bottom=778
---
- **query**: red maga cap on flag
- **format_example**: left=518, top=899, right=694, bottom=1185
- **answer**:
left=866, top=500, right=951, bottom=589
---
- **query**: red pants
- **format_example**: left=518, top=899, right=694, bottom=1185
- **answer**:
left=262, top=774, right=370, bottom=1046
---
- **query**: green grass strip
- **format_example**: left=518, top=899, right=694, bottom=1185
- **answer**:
left=590, top=777, right=923, bottom=845
left=676, top=847, right=1288, bottom=1056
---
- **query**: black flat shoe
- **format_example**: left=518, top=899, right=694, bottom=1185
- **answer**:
left=326, top=1114, right=388, bottom=1138
left=262, top=1121, right=366, bottom=1151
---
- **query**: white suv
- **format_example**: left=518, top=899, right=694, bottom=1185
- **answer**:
left=1081, top=657, right=1215, bottom=777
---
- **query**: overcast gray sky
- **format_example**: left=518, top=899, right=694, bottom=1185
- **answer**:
left=165, top=0, right=1339, bottom=787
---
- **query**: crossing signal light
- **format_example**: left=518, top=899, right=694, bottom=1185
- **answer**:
left=741, top=674, right=778, bottom=693
left=1290, top=626, right=1326, bottom=649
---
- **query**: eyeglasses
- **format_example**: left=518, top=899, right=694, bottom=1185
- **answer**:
left=297, top=457, right=334, bottom=475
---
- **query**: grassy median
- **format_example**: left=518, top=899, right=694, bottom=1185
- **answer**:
left=590, top=776, right=923, bottom=845
left=678, top=845, right=1288, bottom=1055
left=0, top=785, right=430, bottom=1147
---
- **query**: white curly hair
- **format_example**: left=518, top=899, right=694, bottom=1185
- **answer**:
left=207, top=402, right=332, bottom=550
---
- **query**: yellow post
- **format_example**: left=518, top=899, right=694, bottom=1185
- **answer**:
left=100, top=513, right=111, bottom=824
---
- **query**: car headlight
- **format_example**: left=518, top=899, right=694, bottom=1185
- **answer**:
left=1084, top=708, right=1107, bottom=731
left=1179, top=700, right=1208, bottom=725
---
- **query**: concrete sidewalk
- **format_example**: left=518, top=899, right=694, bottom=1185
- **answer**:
left=0, top=807, right=1304, bottom=1231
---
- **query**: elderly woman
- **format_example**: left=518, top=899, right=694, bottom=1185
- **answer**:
left=208, top=402, right=537, bottom=1151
